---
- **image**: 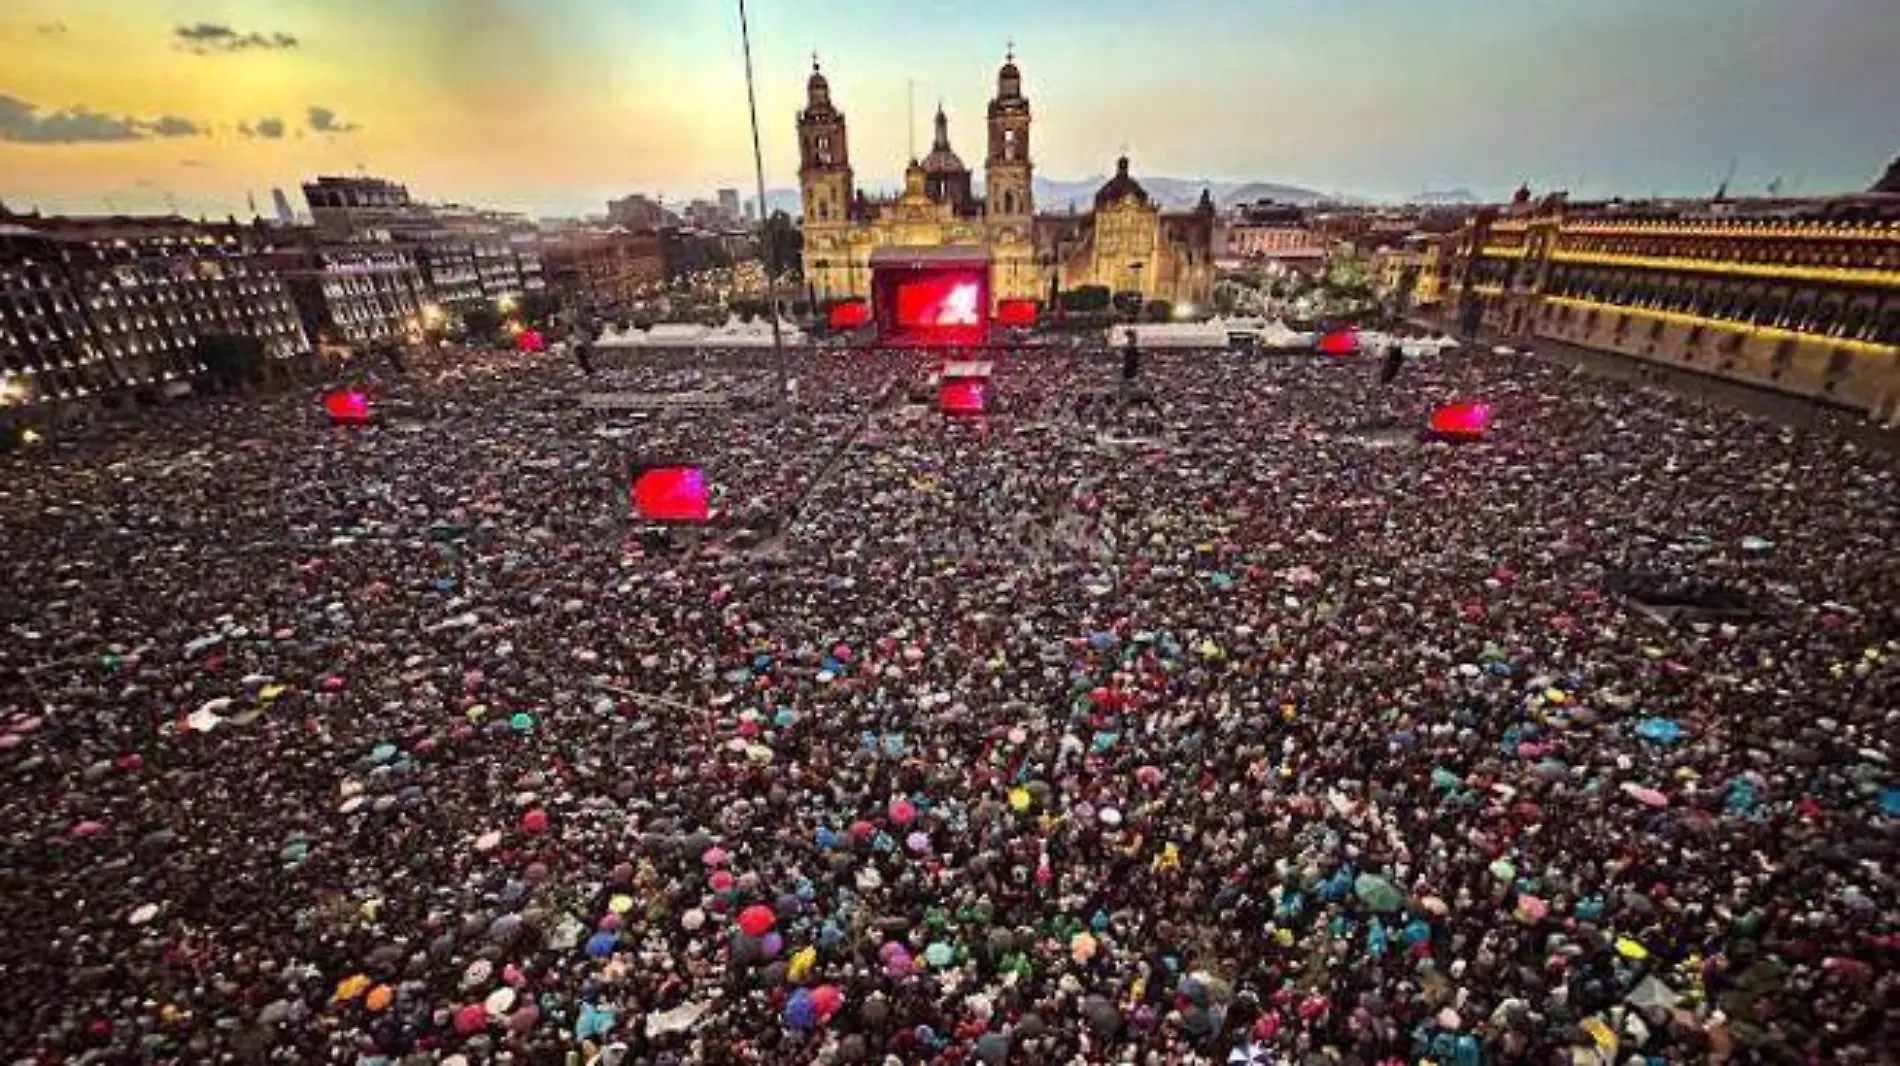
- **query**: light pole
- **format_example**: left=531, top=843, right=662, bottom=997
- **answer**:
left=738, top=0, right=787, bottom=404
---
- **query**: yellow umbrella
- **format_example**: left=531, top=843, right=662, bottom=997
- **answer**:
left=331, top=973, right=373, bottom=1003
left=786, top=946, right=818, bottom=983
left=608, top=894, right=634, bottom=915
left=1614, top=936, right=1650, bottom=961
left=1007, top=787, right=1031, bottom=812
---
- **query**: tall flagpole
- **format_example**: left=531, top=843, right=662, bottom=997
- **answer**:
left=738, top=0, right=787, bottom=404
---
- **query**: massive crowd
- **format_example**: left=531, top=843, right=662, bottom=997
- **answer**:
left=1, top=340, right=1895, bottom=1066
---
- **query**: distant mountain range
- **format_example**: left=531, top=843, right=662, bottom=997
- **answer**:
left=1412, top=188, right=1480, bottom=205
left=753, top=174, right=1352, bottom=218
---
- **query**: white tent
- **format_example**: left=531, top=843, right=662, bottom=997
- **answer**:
left=595, top=318, right=806, bottom=349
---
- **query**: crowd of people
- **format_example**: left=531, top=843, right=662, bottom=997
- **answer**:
left=1, top=339, right=1894, bottom=1065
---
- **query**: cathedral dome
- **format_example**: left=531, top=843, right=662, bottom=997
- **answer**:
left=921, top=146, right=967, bottom=175
left=1094, top=156, right=1149, bottom=207
left=920, top=107, right=969, bottom=175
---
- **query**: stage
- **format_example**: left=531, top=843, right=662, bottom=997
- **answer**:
left=870, top=245, right=992, bottom=348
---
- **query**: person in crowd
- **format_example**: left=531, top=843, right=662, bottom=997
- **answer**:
left=0, top=339, right=1893, bottom=1065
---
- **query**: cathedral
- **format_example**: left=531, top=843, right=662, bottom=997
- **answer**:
left=797, top=53, right=1216, bottom=311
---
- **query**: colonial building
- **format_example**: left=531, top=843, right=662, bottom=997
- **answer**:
left=541, top=229, right=667, bottom=313
left=797, top=54, right=1214, bottom=310
left=1442, top=182, right=1900, bottom=419
left=271, top=239, right=430, bottom=348
left=1, top=210, right=310, bottom=409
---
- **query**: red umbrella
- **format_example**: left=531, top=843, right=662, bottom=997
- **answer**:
left=520, top=809, right=549, bottom=834
left=737, top=904, right=776, bottom=938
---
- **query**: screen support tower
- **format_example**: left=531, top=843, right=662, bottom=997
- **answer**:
left=737, top=0, right=787, bottom=406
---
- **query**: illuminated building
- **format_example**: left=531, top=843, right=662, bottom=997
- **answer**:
left=271, top=239, right=429, bottom=347
left=0, top=210, right=310, bottom=408
left=607, top=194, right=673, bottom=233
left=798, top=53, right=1214, bottom=310
left=1224, top=201, right=1325, bottom=266
left=542, top=229, right=667, bottom=312
left=302, top=176, right=544, bottom=309
left=1442, top=182, right=1900, bottom=419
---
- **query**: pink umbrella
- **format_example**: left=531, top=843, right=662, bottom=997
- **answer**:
left=888, top=799, right=916, bottom=826
left=709, top=870, right=735, bottom=892
left=701, top=846, right=730, bottom=867
left=454, top=1003, right=488, bottom=1034
left=71, top=821, right=106, bottom=838
left=1620, top=782, right=1669, bottom=808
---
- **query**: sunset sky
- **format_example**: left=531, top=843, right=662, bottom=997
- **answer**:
left=2, top=0, right=1895, bottom=219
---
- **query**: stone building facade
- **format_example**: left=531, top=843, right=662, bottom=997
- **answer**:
left=798, top=54, right=1213, bottom=310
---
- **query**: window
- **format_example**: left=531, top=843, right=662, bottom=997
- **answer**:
left=1003, top=128, right=1019, bottom=161
left=1826, top=348, right=1852, bottom=377
left=1003, top=190, right=1017, bottom=215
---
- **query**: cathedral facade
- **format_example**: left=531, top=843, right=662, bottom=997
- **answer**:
left=797, top=55, right=1215, bottom=311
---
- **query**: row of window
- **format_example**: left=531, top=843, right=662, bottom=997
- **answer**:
left=1543, top=266, right=1900, bottom=343
left=1557, top=236, right=1900, bottom=271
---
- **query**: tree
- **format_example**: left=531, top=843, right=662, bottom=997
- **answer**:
left=762, top=210, right=803, bottom=280
left=1112, top=290, right=1145, bottom=319
left=194, top=333, right=267, bottom=391
left=519, top=291, right=561, bottom=328
left=460, top=305, right=504, bottom=344
left=1143, top=299, right=1174, bottom=323
left=1058, top=285, right=1111, bottom=313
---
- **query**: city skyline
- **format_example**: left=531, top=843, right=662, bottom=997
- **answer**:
left=2, top=0, right=1896, bottom=220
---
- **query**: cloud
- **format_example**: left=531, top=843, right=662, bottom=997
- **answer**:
left=147, top=116, right=203, bottom=138
left=37, top=21, right=67, bottom=35
left=239, top=117, right=288, bottom=139
left=307, top=106, right=361, bottom=134
left=0, top=94, right=203, bottom=144
left=175, top=23, right=299, bottom=54
left=180, top=159, right=204, bottom=168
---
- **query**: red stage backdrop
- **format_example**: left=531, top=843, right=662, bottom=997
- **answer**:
left=631, top=466, right=710, bottom=523
left=871, top=247, right=991, bottom=347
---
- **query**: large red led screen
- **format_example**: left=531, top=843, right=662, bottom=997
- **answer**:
left=874, top=264, right=989, bottom=347
left=1318, top=329, right=1359, bottom=355
left=828, top=300, right=870, bottom=330
left=323, top=389, right=371, bottom=425
left=1428, top=402, right=1491, bottom=441
left=631, top=466, right=710, bottom=523
left=939, top=379, right=988, bottom=416
left=996, top=299, right=1038, bottom=327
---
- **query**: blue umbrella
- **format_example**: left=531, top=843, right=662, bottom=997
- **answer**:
left=1634, top=718, right=1684, bottom=744
left=782, top=988, right=817, bottom=1030
left=584, top=932, right=618, bottom=958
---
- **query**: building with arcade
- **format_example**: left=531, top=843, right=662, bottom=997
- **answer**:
left=1441, top=174, right=1900, bottom=421
left=797, top=53, right=1215, bottom=315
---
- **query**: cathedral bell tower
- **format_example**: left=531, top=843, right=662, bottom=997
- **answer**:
left=984, top=48, right=1033, bottom=224
left=797, top=58, right=853, bottom=229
